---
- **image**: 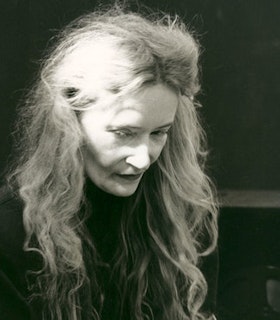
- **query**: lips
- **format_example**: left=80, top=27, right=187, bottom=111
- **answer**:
left=115, top=173, right=143, bottom=181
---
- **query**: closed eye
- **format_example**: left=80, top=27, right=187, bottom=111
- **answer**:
left=151, top=129, right=170, bottom=136
left=113, top=129, right=135, bottom=137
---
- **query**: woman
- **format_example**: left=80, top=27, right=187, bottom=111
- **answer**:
left=0, top=7, right=218, bottom=320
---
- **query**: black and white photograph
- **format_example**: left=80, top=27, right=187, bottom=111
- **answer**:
left=0, top=1, right=279, bottom=319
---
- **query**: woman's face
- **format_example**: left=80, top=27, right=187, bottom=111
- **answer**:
left=80, top=83, right=178, bottom=197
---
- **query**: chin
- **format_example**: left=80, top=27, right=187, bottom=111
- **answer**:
left=103, top=182, right=139, bottom=197
left=109, top=187, right=137, bottom=197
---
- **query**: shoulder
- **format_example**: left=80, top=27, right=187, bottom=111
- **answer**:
left=0, top=186, right=40, bottom=319
left=0, top=184, right=25, bottom=261
left=0, top=184, right=24, bottom=235
left=200, top=249, right=219, bottom=315
left=0, top=184, right=23, bottom=211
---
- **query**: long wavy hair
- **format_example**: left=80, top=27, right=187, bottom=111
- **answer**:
left=8, top=6, right=218, bottom=320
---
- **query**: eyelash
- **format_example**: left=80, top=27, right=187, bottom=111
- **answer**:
left=114, top=130, right=134, bottom=137
left=113, top=129, right=170, bottom=138
left=151, top=129, right=169, bottom=136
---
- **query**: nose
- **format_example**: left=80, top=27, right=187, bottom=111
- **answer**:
left=125, top=144, right=151, bottom=171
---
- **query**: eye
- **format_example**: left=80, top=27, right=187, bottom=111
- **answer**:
left=113, top=129, right=134, bottom=137
left=63, top=87, right=79, bottom=99
left=151, top=129, right=170, bottom=137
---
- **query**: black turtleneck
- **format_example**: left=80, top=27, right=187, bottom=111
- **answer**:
left=84, top=179, right=132, bottom=320
left=0, top=182, right=218, bottom=319
left=84, top=179, right=126, bottom=264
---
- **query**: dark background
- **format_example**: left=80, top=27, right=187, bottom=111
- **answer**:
left=1, top=1, right=280, bottom=318
left=1, top=0, right=280, bottom=190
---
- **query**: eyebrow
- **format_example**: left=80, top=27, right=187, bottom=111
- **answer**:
left=107, top=122, right=173, bottom=131
left=156, top=122, right=173, bottom=129
left=111, top=121, right=173, bottom=129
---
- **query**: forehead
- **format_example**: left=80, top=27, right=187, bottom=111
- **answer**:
left=100, top=84, right=179, bottom=126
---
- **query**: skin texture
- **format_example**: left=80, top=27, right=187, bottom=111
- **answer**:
left=80, top=83, right=179, bottom=196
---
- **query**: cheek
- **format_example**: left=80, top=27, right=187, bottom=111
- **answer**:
left=151, top=138, right=168, bottom=163
left=85, top=141, right=113, bottom=168
left=84, top=133, right=124, bottom=169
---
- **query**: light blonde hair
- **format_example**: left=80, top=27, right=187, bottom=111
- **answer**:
left=8, top=6, right=218, bottom=320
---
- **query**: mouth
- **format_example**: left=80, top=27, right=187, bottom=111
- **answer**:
left=115, top=173, right=143, bottom=182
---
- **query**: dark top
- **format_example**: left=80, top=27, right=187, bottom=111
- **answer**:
left=0, top=182, right=218, bottom=319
